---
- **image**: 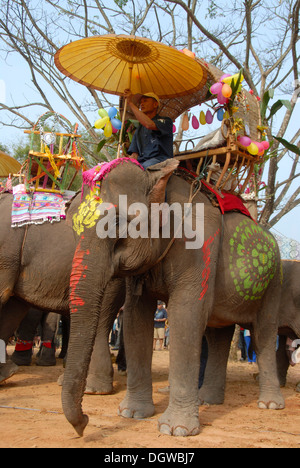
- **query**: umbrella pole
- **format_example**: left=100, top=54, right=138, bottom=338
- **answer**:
left=117, top=97, right=128, bottom=159
left=117, top=62, right=133, bottom=159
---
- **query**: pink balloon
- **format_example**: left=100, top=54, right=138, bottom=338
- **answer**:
left=219, top=74, right=231, bottom=82
left=217, top=92, right=228, bottom=105
left=173, top=124, right=176, bottom=133
left=238, top=136, right=251, bottom=147
left=192, top=115, right=199, bottom=129
left=254, top=141, right=264, bottom=153
left=262, top=140, right=270, bottom=150
left=210, top=82, right=223, bottom=95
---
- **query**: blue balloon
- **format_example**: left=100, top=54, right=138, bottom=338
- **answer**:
left=108, top=107, right=118, bottom=119
left=111, top=118, right=122, bottom=130
left=217, top=108, right=224, bottom=121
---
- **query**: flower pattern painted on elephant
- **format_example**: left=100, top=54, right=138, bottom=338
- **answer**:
left=229, top=220, right=278, bottom=301
left=73, top=189, right=103, bottom=236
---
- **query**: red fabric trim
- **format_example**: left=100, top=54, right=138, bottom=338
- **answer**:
left=177, top=166, right=255, bottom=222
left=15, top=340, right=33, bottom=351
left=42, top=341, right=53, bottom=349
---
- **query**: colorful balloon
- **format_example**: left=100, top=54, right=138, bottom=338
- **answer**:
left=238, top=136, right=252, bottom=147
left=111, top=118, right=122, bottom=130
left=222, top=73, right=244, bottom=85
left=217, top=108, right=225, bottom=121
left=222, top=83, right=233, bottom=98
left=108, top=107, right=118, bottom=119
left=210, top=82, right=223, bottom=95
left=247, top=142, right=259, bottom=155
left=200, top=111, right=206, bottom=125
left=217, top=92, right=228, bottom=105
left=104, top=121, right=113, bottom=138
left=98, top=108, right=108, bottom=118
left=182, top=114, right=189, bottom=131
left=219, top=73, right=231, bottom=82
left=94, top=116, right=110, bottom=129
left=173, top=124, right=176, bottom=133
left=192, top=115, right=199, bottom=129
left=206, top=110, right=213, bottom=124
left=95, top=107, right=122, bottom=137
left=262, top=140, right=270, bottom=150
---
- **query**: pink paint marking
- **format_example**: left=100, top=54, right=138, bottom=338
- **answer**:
left=199, top=229, right=220, bottom=301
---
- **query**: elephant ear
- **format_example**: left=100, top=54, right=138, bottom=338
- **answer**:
left=146, top=159, right=179, bottom=205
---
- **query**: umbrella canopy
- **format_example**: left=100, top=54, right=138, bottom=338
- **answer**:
left=54, top=34, right=208, bottom=99
left=0, top=150, right=21, bottom=178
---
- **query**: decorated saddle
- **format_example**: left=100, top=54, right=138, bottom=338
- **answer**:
left=11, top=187, right=74, bottom=228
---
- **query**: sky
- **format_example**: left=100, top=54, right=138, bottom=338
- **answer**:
left=0, top=5, right=299, bottom=244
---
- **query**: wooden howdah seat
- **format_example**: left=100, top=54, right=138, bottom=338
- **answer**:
left=120, top=59, right=263, bottom=197
left=23, top=112, right=85, bottom=194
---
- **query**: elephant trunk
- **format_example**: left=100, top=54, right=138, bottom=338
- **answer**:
left=62, top=240, right=113, bottom=436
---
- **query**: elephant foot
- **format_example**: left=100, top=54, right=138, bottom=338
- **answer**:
left=258, top=390, right=285, bottom=410
left=11, top=349, right=33, bottom=366
left=85, top=373, right=114, bottom=395
left=198, top=387, right=224, bottom=406
left=118, top=394, right=155, bottom=420
left=158, top=407, right=200, bottom=437
left=36, top=346, right=56, bottom=366
left=296, top=382, right=300, bottom=393
left=0, top=360, right=19, bottom=384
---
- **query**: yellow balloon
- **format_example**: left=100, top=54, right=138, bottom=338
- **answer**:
left=222, top=73, right=244, bottom=85
left=247, top=142, right=259, bottom=155
left=95, top=116, right=109, bottom=129
left=104, top=121, right=112, bottom=138
left=98, top=108, right=108, bottom=118
left=200, top=111, right=206, bottom=125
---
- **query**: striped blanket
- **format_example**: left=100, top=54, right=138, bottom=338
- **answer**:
left=11, top=192, right=67, bottom=228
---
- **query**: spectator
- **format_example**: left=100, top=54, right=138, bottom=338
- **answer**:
left=153, top=301, right=168, bottom=351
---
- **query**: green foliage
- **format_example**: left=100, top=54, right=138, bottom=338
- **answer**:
left=273, top=137, right=300, bottom=156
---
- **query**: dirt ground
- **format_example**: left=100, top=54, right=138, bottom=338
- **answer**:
left=0, top=345, right=299, bottom=449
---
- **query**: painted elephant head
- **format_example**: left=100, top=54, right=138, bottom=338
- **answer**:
left=63, top=158, right=179, bottom=435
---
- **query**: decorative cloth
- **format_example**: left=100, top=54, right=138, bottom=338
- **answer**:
left=11, top=191, right=67, bottom=228
left=82, top=157, right=144, bottom=192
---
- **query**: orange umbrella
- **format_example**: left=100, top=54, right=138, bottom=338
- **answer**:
left=55, top=34, right=208, bottom=156
left=0, top=150, right=21, bottom=178
left=55, top=34, right=207, bottom=98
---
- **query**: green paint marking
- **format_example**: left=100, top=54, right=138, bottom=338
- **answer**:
left=229, top=220, right=278, bottom=301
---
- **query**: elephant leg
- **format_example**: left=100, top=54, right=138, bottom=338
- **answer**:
left=0, top=298, right=30, bottom=383
left=276, top=335, right=290, bottom=387
left=36, top=312, right=59, bottom=366
left=157, top=289, right=207, bottom=437
left=85, top=279, right=125, bottom=394
left=253, top=281, right=285, bottom=410
left=199, top=326, right=235, bottom=405
left=118, top=282, right=156, bottom=420
left=12, top=308, right=44, bottom=366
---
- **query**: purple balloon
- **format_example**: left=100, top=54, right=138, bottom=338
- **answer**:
left=206, top=110, right=213, bottom=124
left=192, top=115, right=200, bottom=129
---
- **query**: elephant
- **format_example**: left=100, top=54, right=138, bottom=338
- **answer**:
left=0, top=191, right=124, bottom=393
left=62, top=158, right=284, bottom=438
left=277, top=259, right=300, bottom=388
